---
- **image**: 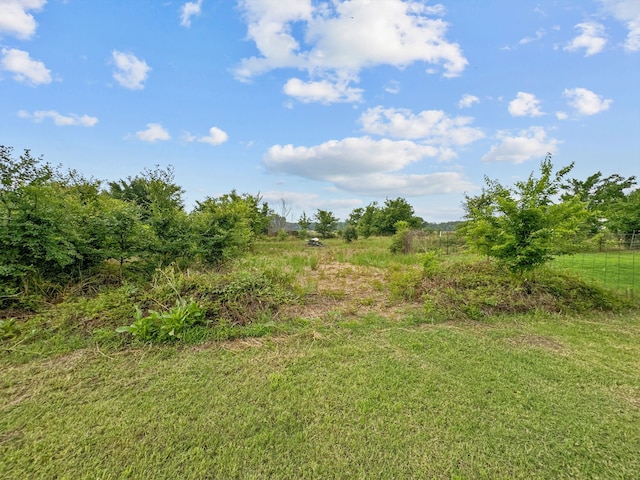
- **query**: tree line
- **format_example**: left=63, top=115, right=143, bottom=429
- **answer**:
left=0, top=146, right=272, bottom=304
left=1, top=146, right=638, bottom=306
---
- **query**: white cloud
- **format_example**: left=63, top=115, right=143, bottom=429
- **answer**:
left=458, top=94, right=479, bottom=108
left=563, top=87, right=613, bottom=115
left=18, top=109, right=98, bottom=126
left=0, top=0, right=46, bottom=40
left=180, top=0, right=203, bottom=28
left=599, top=0, right=640, bottom=51
left=112, top=50, right=150, bottom=90
left=334, top=172, right=476, bottom=196
left=198, top=127, right=228, bottom=145
left=136, top=123, right=170, bottom=142
left=0, top=47, right=51, bottom=85
left=482, top=127, right=560, bottom=164
left=283, top=77, right=363, bottom=104
left=502, top=28, right=547, bottom=50
left=384, top=80, right=400, bottom=94
left=265, top=137, right=437, bottom=179
left=263, top=136, right=474, bottom=196
left=556, top=111, right=569, bottom=120
left=235, top=0, right=467, bottom=103
left=564, top=22, right=607, bottom=56
left=359, top=106, right=484, bottom=154
left=508, top=92, right=544, bottom=117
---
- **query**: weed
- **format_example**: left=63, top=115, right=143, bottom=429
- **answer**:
left=0, top=317, right=19, bottom=339
left=116, top=298, right=205, bottom=342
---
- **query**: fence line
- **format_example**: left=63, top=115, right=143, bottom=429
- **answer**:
left=410, top=230, right=638, bottom=296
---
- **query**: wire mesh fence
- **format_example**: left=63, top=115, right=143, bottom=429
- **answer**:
left=552, top=232, right=638, bottom=297
left=409, top=230, right=639, bottom=297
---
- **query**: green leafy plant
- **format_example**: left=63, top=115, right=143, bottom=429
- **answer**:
left=116, top=298, right=205, bottom=342
left=460, top=154, right=590, bottom=274
left=0, top=317, right=19, bottom=340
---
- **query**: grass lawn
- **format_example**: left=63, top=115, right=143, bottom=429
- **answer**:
left=2, top=310, right=639, bottom=479
left=2, top=238, right=639, bottom=478
left=553, top=251, right=639, bottom=293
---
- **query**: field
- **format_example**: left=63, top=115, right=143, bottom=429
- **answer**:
left=553, top=251, right=639, bottom=294
left=2, top=238, right=640, bottom=479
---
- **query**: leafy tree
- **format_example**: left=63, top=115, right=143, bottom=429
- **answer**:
left=298, top=211, right=312, bottom=238
left=314, top=209, right=339, bottom=238
left=108, top=166, right=189, bottom=266
left=607, top=188, right=640, bottom=235
left=191, top=192, right=257, bottom=264
left=562, top=172, right=636, bottom=233
left=356, top=202, right=380, bottom=238
left=377, top=197, right=421, bottom=235
left=347, top=198, right=420, bottom=237
left=460, top=154, right=590, bottom=274
left=100, top=197, right=155, bottom=276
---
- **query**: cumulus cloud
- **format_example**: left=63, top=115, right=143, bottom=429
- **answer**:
left=112, top=50, right=151, bottom=90
left=458, top=94, right=479, bottom=108
left=235, top=0, right=467, bottom=103
left=563, top=87, right=613, bottom=115
left=136, top=123, right=170, bottom=142
left=18, top=109, right=98, bottom=126
left=482, top=127, right=560, bottom=164
left=508, top=92, right=544, bottom=117
left=600, top=0, right=640, bottom=51
left=180, top=0, right=203, bottom=28
left=564, top=22, right=607, bottom=56
left=263, top=136, right=474, bottom=196
left=283, top=77, right=363, bottom=103
left=359, top=106, right=484, bottom=156
left=265, top=137, right=437, bottom=178
left=0, top=0, right=46, bottom=40
left=198, top=127, right=228, bottom=145
left=1, top=47, right=51, bottom=85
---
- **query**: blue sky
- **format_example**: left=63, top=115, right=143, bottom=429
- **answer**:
left=1, top=0, right=638, bottom=222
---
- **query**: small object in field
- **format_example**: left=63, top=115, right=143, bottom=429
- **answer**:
left=307, top=237, right=323, bottom=247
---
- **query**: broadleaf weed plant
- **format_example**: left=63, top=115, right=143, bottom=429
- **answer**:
left=116, top=298, right=205, bottom=342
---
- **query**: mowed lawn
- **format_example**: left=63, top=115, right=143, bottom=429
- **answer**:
left=2, top=310, right=639, bottom=479
left=553, top=251, right=639, bottom=293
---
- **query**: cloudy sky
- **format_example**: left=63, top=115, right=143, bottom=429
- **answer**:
left=1, top=0, right=638, bottom=221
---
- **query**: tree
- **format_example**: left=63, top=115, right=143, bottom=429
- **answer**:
left=377, top=197, right=421, bottom=235
left=608, top=188, right=640, bottom=235
left=191, top=192, right=257, bottom=264
left=297, top=211, right=312, bottom=238
left=356, top=202, right=380, bottom=238
left=314, top=209, right=338, bottom=239
left=460, top=154, right=590, bottom=274
left=107, top=166, right=189, bottom=266
left=562, top=172, right=636, bottom=233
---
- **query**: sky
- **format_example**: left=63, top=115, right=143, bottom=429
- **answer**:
left=1, top=0, right=639, bottom=222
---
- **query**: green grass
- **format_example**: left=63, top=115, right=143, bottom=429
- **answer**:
left=553, top=251, right=639, bottom=293
left=2, top=311, right=639, bottom=479
left=2, top=239, right=640, bottom=478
